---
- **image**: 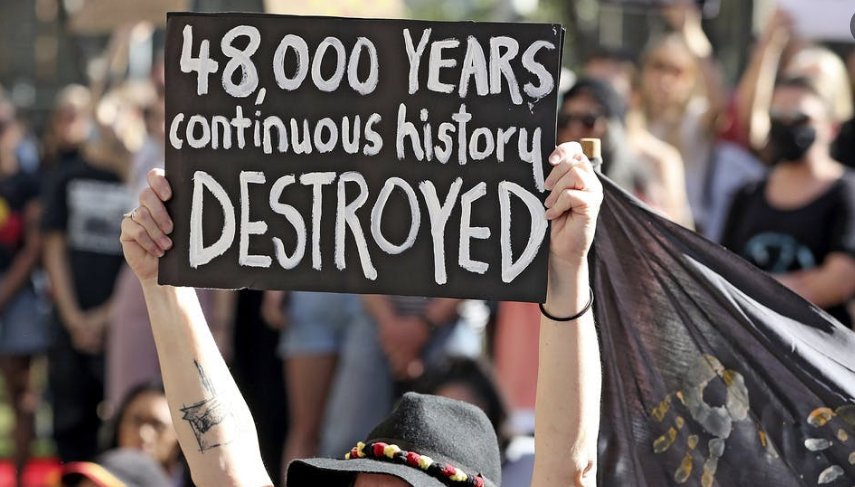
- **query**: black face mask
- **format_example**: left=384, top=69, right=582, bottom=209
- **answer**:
left=768, top=120, right=817, bottom=164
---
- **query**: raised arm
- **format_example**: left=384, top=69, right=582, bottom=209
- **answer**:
left=735, top=9, right=793, bottom=150
left=530, top=142, right=603, bottom=487
left=664, top=0, right=727, bottom=132
left=119, top=169, right=271, bottom=487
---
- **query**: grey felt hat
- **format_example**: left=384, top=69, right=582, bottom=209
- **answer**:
left=287, top=392, right=502, bottom=487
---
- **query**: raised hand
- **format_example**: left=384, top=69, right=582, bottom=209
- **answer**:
left=662, top=0, right=713, bottom=58
left=762, top=8, right=795, bottom=48
left=120, top=168, right=174, bottom=284
left=543, top=142, right=603, bottom=272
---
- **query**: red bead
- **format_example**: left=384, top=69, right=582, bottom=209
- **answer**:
left=443, top=465, right=457, bottom=477
left=473, top=476, right=484, bottom=487
left=373, top=443, right=387, bottom=457
left=406, top=452, right=421, bottom=467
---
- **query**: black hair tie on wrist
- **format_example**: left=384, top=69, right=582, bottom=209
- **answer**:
left=539, top=288, right=594, bottom=322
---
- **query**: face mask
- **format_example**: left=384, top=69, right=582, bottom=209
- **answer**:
left=768, top=120, right=817, bottom=164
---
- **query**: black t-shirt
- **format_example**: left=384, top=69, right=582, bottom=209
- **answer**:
left=721, top=171, right=855, bottom=327
left=41, top=159, right=132, bottom=311
left=832, top=118, right=855, bottom=170
left=0, top=170, right=40, bottom=272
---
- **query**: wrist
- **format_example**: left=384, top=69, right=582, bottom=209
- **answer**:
left=60, top=306, right=84, bottom=327
left=549, top=251, right=589, bottom=278
left=139, top=275, right=161, bottom=290
left=540, top=287, right=594, bottom=322
left=546, top=255, right=590, bottom=316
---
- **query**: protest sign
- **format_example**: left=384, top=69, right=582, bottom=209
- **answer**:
left=160, top=12, right=564, bottom=302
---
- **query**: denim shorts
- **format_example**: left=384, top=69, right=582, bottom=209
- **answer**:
left=277, top=292, right=365, bottom=358
left=0, top=285, right=50, bottom=355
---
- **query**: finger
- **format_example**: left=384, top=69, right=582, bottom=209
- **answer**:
left=545, top=166, right=592, bottom=208
left=147, top=168, right=172, bottom=201
left=548, top=162, right=600, bottom=204
left=545, top=188, right=602, bottom=220
left=139, top=188, right=174, bottom=234
left=545, top=168, right=579, bottom=208
left=544, top=154, right=587, bottom=191
left=134, top=205, right=172, bottom=251
left=121, top=217, right=164, bottom=257
left=547, top=141, right=583, bottom=166
left=544, top=153, right=594, bottom=193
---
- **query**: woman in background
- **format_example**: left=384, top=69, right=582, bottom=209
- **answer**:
left=108, top=382, right=181, bottom=482
left=0, top=89, right=48, bottom=487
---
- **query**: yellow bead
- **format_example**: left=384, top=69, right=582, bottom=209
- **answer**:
left=451, top=471, right=468, bottom=481
left=418, top=455, right=434, bottom=469
left=384, top=445, right=401, bottom=458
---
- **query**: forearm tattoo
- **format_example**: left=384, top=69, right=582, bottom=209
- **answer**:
left=180, top=360, right=235, bottom=452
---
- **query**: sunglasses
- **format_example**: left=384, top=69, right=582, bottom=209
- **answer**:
left=557, top=112, right=602, bottom=130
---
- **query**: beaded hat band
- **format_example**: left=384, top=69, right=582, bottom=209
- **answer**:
left=345, top=441, right=486, bottom=487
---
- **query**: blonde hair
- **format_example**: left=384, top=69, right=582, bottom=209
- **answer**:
left=785, top=46, right=853, bottom=123
left=54, top=84, right=92, bottom=114
left=640, top=33, right=702, bottom=105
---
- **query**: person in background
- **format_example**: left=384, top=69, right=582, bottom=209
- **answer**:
left=558, top=77, right=693, bottom=227
left=637, top=0, right=726, bottom=230
left=848, top=48, right=855, bottom=102
left=106, top=91, right=233, bottom=413
left=106, top=94, right=168, bottom=412
left=271, top=290, right=482, bottom=479
left=415, top=357, right=536, bottom=487
left=231, top=289, right=288, bottom=485
left=260, top=289, right=371, bottom=482
left=42, top=84, right=134, bottom=461
left=106, top=383, right=182, bottom=483
left=40, top=85, right=93, bottom=170
left=722, top=77, right=855, bottom=328
left=831, top=47, right=855, bottom=170
left=118, top=140, right=602, bottom=487
left=61, top=461, right=126, bottom=487
left=582, top=48, right=637, bottom=102
left=362, top=295, right=481, bottom=385
left=0, top=89, right=48, bottom=487
left=735, top=9, right=852, bottom=155
left=62, top=448, right=172, bottom=487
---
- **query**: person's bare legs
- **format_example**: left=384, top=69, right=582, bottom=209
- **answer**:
left=281, top=353, right=338, bottom=483
left=1, top=356, right=36, bottom=487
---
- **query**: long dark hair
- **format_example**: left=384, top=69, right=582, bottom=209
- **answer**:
left=104, top=381, right=167, bottom=450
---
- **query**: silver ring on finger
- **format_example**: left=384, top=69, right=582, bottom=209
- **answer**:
left=123, top=208, right=138, bottom=223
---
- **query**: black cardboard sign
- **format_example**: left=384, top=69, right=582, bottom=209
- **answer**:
left=160, top=12, right=564, bottom=302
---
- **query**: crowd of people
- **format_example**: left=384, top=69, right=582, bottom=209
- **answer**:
left=0, top=1, right=853, bottom=486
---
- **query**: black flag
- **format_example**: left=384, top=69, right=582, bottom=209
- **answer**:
left=593, top=177, right=855, bottom=486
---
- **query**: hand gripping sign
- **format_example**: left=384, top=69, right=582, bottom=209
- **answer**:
left=160, top=12, right=564, bottom=302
